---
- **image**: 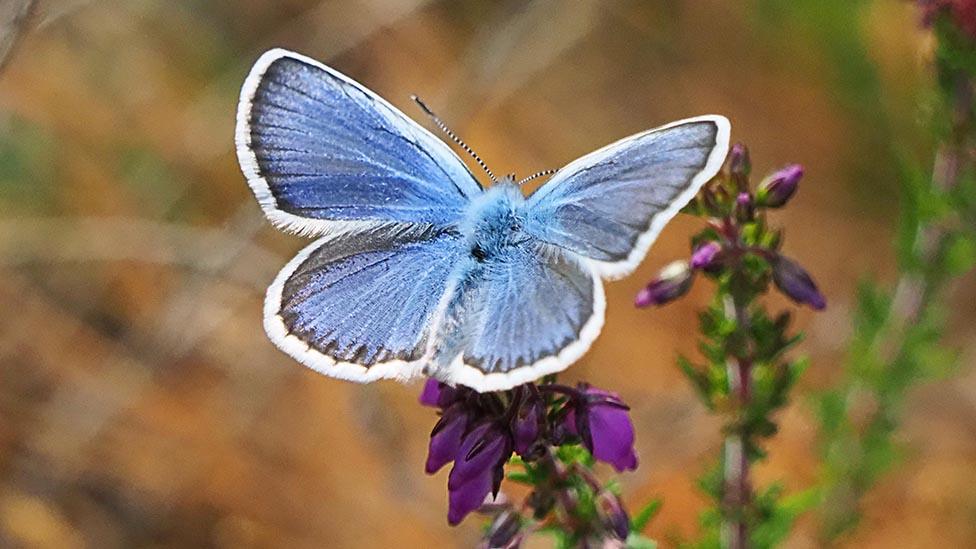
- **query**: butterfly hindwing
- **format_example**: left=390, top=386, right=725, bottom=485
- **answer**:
left=266, top=225, right=467, bottom=382
left=236, top=49, right=483, bottom=236
left=524, top=116, right=730, bottom=279
left=430, top=243, right=604, bottom=391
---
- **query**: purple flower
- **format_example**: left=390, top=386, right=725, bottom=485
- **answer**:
left=757, top=164, right=803, bottom=208
left=635, top=261, right=694, bottom=307
left=512, top=395, right=543, bottom=457
left=690, top=242, right=722, bottom=270
left=419, top=381, right=639, bottom=529
left=420, top=382, right=517, bottom=525
left=426, top=405, right=468, bottom=474
left=419, top=378, right=441, bottom=406
left=587, top=407, right=638, bottom=472
left=772, top=255, right=826, bottom=310
left=596, top=490, right=630, bottom=540
left=420, top=378, right=459, bottom=408
left=569, top=386, right=638, bottom=472
left=447, top=423, right=511, bottom=525
left=449, top=470, right=494, bottom=526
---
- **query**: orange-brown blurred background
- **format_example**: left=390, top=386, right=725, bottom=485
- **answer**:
left=1, top=1, right=974, bottom=547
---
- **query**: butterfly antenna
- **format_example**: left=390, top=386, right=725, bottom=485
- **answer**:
left=516, top=168, right=557, bottom=186
left=411, top=95, right=497, bottom=184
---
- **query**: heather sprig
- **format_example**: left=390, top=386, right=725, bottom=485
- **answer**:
left=420, top=378, right=658, bottom=548
left=813, top=2, right=976, bottom=541
left=638, top=145, right=823, bottom=548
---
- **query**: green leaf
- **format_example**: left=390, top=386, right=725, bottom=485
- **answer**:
left=630, top=498, right=663, bottom=531
left=506, top=472, right=533, bottom=485
left=750, top=486, right=821, bottom=549
left=678, top=356, right=713, bottom=409
left=556, top=443, right=595, bottom=467
left=943, top=233, right=976, bottom=275
left=626, top=532, right=659, bottom=549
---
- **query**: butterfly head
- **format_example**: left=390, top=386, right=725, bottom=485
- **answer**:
left=462, top=178, right=528, bottom=262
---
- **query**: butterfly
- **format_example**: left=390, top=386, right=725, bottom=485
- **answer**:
left=235, top=49, right=730, bottom=392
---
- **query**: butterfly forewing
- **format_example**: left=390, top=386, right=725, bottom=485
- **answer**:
left=236, top=49, right=482, bottom=236
left=524, top=116, right=730, bottom=279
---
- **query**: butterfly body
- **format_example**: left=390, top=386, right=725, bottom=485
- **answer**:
left=460, top=177, right=529, bottom=262
left=236, top=49, right=730, bottom=392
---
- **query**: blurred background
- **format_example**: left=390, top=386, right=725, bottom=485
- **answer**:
left=0, top=0, right=974, bottom=547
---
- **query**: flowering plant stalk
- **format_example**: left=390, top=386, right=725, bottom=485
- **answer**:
left=420, top=377, right=660, bottom=548
left=815, top=1, right=976, bottom=541
left=637, top=146, right=823, bottom=548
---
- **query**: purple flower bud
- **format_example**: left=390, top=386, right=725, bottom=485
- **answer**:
left=735, top=191, right=755, bottom=222
left=420, top=378, right=442, bottom=406
left=448, top=469, right=494, bottom=526
left=449, top=423, right=510, bottom=490
left=552, top=407, right=579, bottom=446
left=757, top=164, right=803, bottom=208
left=690, top=242, right=721, bottom=270
left=426, top=406, right=468, bottom=474
left=596, top=490, right=630, bottom=540
left=729, top=143, right=751, bottom=177
left=419, top=378, right=459, bottom=408
left=446, top=423, right=512, bottom=524
left=588, top=407, right=638, bottom=472
left=635, top=261, right=694, bottom=307
left=575, top=386, right=638, bottom=472
left=512, top=397, right=543, bottom=457
left=772, top=255, right=826, bottom=310
left=483, top=509, right=523, bottom=548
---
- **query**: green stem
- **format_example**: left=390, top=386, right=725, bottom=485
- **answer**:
left=891, top=74, right=971, bottom=324
left=722, top=285, right=753, bottom=549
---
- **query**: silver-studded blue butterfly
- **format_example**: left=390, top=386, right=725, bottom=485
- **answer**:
left=235, top=49, right=730, bottom=392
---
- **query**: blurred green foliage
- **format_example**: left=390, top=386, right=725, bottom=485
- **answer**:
left=0, top=115, right=58, bottom=211
left=753, top=0, right=902, bottom=210
left=812, top=3, right=976, bottom=543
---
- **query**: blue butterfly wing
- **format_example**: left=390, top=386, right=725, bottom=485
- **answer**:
left=430, top=243, right=603, bottom=391
left=236, top=49, right=482, bottom=235
left=523, top=116, right=730, bottom=279
left=266, top=225, right=467, bottom=381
